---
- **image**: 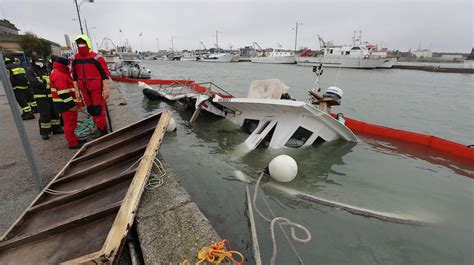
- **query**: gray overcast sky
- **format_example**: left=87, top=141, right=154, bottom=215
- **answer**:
left=1, top=0, right=472, bottom=52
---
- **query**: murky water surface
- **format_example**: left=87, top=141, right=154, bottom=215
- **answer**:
left=115, top=61, right=473, bottom=264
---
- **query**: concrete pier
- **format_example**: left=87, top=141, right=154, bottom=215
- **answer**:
left=0, top=82, right=220, bottom=263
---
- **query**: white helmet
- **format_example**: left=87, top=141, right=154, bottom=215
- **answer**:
left=326, top=86, right=343, bottom=99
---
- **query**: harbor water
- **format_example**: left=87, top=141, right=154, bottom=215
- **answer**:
left=115, top=61, right=473, bottom=264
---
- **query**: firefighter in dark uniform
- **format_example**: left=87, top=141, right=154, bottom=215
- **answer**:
left=26, top=56, right=63, bottom=139
left=4, top=57, right=35, bottom=120
left=14, top=57, right=37, bottom=112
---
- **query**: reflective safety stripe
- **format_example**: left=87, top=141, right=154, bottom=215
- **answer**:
left=50, top=88, right=57, bottom=92
left=57, top=89, right=71, bottom=95
left=11, top=67, right=26, bottom=75
left=51, top=119, right=61, bottom=125
left=53, top=97, right=73, bottom=103
left=28, top=101, right=37, bottom=107
left=15, top=86, right=29, bottom=90
left=48, top=94, right=52, bottom=98
left=40, top=122, right=51, bottom=128
left=21, top=106, right=32, bottom=112
left=34, top=94, right=48, bottom=99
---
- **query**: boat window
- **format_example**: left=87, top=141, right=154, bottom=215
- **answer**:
left=351, top=47, right=361, bottom=50
left=257, top=120, right=271, bottom=134
left=329, top=49, right=333, bottom=54
left=346, top=51, right=350, bottom=55
left=241, top=119, right=259, bottom=134
left=312, top=136, right=326, bottom=146
left=256, top=123, right=277, bottom=149
left=285, top=126, right=313, bottom=148
left=341, top=52, right=344, bottom=55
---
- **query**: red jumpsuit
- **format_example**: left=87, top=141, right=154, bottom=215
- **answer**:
left=50, top=62, right=83, bottom=147
left=72, top=51, right=110, bottom=131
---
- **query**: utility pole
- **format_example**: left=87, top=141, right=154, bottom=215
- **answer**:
left=74, top=0, right=84, bottom=34
left=0, top=52, right=43, bottom=190
left=156, top=38, right=159, bottom=52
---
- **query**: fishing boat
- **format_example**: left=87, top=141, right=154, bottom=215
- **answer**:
left=197, top=31, right=239, bottom=63
left=251, top=43, right=296, bottom=64
left=182, top=65, right=357, bottom=152
left=296, top=34, right=385, bottom=69
left=366, top=44, right=398, bottom=68
left=197, top=51, right=239, bottom=62
left=0, top=112, right=172, bottom=264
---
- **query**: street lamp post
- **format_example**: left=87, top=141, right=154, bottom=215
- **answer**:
left=73, top=0, right=94, bottom=34
left=292, top=21, right=303, bottom=53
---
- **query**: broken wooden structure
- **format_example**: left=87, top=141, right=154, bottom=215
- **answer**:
left=0, top=111, right=171, bottom=264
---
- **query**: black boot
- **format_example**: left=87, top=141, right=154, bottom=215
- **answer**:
left=41, top=134, right=50, bottom=140
left=69, top=139, right=87, bottom=149
left=52, top=127, right=64, bottom=134
left=21, top=112, right=35, bottom=120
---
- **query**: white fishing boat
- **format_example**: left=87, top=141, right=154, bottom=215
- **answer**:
left=251, top=43, right=296, bottom=64
left=198, top=52, right=238, bottom=62
left=366, top=44, right=398, bottom=68
left=297, top=34, right=385, bottom=69
left=193, top=66, right=358, bottom=152
left=197, top=31, right=239, bottom=63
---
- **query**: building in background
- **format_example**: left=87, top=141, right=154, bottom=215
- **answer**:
left=0, top=19, right=62, bottom=56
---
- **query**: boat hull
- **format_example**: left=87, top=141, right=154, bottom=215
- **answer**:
left=297, top=56, right=384, bottom=69
left=251, top=56, right=296, bottom=64
left=208, top=97, right=357, bottom=152
left=198, top=54, right=239, bottom=63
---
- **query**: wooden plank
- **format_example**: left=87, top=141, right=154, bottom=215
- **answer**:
left=89, top=111, right=171, bottom=263
left=53, top=144, right=147, bottom=185
left=70, top=126, right=156, bottom=165
left=29, top=170, right=136, bottom=214
left=0, top=201, right=122, bottom=251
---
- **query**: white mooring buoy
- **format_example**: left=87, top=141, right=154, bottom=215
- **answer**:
left=166, top=117, right=177, bottom=132
left=268, top=155, right=298, bottom=183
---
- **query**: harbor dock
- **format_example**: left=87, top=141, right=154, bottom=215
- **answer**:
left=0, top=82, right=221, bottom=263
left=393, top=61, right=474, bottom=73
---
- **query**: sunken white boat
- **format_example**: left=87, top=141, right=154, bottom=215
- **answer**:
left=195, top=74, right=357, bottom=152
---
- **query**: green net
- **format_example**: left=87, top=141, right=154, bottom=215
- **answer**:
left=75, top=117, right=96, bottom=139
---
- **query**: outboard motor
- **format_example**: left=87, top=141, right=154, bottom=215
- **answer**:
left=323, top=86, right=343, bottom=104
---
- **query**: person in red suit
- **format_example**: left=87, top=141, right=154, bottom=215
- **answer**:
left=50, top=56, right=86, bottom=149
left=72, top=35, right=111, bottom=138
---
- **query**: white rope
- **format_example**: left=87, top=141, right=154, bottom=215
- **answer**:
left=252, top=171, right=312, bottom=265
left=45, top=155, right=166, bottom=195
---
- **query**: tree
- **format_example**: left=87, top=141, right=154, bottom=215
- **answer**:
left=20, top=32, right=52, bottom=58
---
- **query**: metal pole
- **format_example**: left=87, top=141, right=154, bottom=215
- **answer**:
left=84, top=19, right=92, bottom=50
left=0, top=52, right=43, bottom=190
left=74, top=0, right=84, bottom=34
left=294, top=22, right=298, bottom=53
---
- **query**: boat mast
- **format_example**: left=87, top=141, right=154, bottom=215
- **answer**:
left=215, top=30, right=219, bottom=53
